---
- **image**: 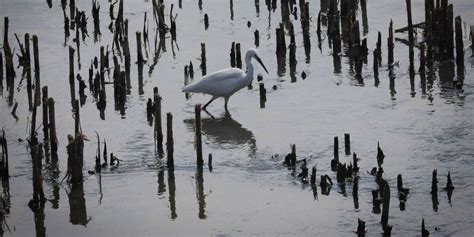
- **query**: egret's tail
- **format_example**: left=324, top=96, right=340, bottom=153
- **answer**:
left=182, top=84, right=195, bottom=93
left=182, top=85, right=191, bottom=93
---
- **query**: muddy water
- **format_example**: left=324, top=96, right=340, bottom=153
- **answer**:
left=0, top=0, right=473, bottom=236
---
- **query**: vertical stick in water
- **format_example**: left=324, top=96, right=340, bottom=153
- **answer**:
left=124, top=20, right=131, bottom=93
left=0, top=52, right=3, bottom=88
left=4, top=17, right=16, bottom=84
left=254, top=30, right=259, bottom=47
left=136, top=32, right=144, bottom=95
left=373, top=50, right=379, bottom=87
left=70, top=0, right=76, bottom=28
left=166, top=113, right=174, bottom=169
left=381, top=179, right=390, bottom=227
left=419, top=44, right=427, bottom=94
left=31, top=144, right=45, bottom=201
left=48, top=98, right=58, bottom=155
left=0, top=131, right=9, bottom=179
left=446, top=4, right=454, bottom=59
left=204, top=14, right=209, bottom=30
left=388, top=20, right=394, bottom=68
left=195, top=104, right=203, bottom=167
left=230, top=42, right=236, bottom=67
left=33, top=35, right=41, bottom=106
left=200, top=43, right=207, bottom=75
left=377, top=31, right=382, bottom=66
left=69, top=47, right=76, bottom=104
left=153, top=87, right=163, bottom=156
left=208, top=154, right=213, bottom=172
left=406, top=0, right=414, bottom=44
left=25, top=34, right=33, bottom=110
left=455, top=16, right=464, bottom=65
left=42, top=86, right=49, bottom=141
left=236, top=43, right=242, bottom=69
left=344, top=133, right=350, bottom=155
left=74, top=100, right=80, bottom=137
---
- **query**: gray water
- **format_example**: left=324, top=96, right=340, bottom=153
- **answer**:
left=0, top=0, right=473, bottom=236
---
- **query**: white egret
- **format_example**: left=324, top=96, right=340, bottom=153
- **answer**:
left=182, top=48, right=269, bottom=110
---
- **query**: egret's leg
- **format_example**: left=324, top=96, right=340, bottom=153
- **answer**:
left=203, top=96, right=217, bottom=110
left=224, top=96, right=230, bottom=111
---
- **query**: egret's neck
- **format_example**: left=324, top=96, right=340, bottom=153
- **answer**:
left=244, top=57, right=254, bottom=84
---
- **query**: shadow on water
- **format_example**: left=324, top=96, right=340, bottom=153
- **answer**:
left=352, top=177, right=359, bottom=210
left=168, top=169, right=177, bottom=220
left=196, top=167, right=206, bottom=219
left=157, top=168, right=177, bottom=220
left=157, top=169, right=166, bottom=196
left=436, top=60, right=466, bottom=105
left=32, top=201, right=46, bottom=237
left=184, top=111, right=257, bottom=158
left=68, top=184, right=90, bottom=226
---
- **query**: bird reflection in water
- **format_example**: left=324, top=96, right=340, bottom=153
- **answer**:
left=184, top=111, right=257, bottom=158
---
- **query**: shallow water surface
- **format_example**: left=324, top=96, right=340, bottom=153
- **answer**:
left=0, top=0, right=473, bottom=236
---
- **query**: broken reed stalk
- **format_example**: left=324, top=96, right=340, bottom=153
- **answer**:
left=236, top=43, right=242, bottom=69
left=431, top=169, right=438, bottom=194
left=373, top=50, right=380, bottom=86
left=136, top=31, right=144, bottom=63
left=166, top=113, right=174, bottom=169
left=195, top=104, right=203, bottom=167
left=124, top=20, right=131, bottom=92
left=92, top=0, right=100, bottom=37
left=200, top=43, right=207, bottom=75
left=388, top=20, right=394, bottom=67
left=31, top=143, right=45, bottom=201
left=290, top=144, right=296, bottom=167
left=68, top=100, right=84, bottom=185
left=204, top=14, right=209, bottom=30
left=446, top=4, right=454, bottom=59
left=310, top=166, right=316, bottom=186
left=406, top=0, right=414, bottom=44
left=259, top=83, right=266, bottom=100
left=4, top=17, right=16, bottom=83
left=275, top=23, right=286, bottom=56
left=344, top=133, right=350, bottom=155
left=208, top=154, right=213, bottom=171
left=48, top=98, right=58, bottom=155
left=25, top=33, right=33, bottom=111
left=455, top=16, right=463, bottom=65
left=353, top=153, right=359, bottom=172
left=419, top=44, right=426, bottom=93
left=381, top=179, right=390, bottom=227
left=95, top=133, right=101, bottom=169
left=0, top=131, right=9, bottom=179
left=69, top=47, right=76, bottom=104
left=0, top=52, right=3, bottom=87
left=74, top=98, right=80, bottom=138
left=42, top=86, right=49, bottom=140
left=70, top=0, right=76, bottom=28
left=30, top=74, right=39, bottom=145
left=254, top=30, right=259, bottom=47
left=153, top=87, right=164, bottom=156
left=376, top=31, right=382, bottom=66
left=33, top=35, right=41, bottom=106
left=230, top=42, right=236, bottom=67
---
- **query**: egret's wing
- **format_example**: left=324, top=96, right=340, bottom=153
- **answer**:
left=183, top=68, right=245, bottom=96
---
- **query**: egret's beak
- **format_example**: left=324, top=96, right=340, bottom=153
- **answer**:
left=256, top=56, right=269, bottom=74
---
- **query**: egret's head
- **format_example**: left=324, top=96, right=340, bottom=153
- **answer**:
left=245, top=48, right=269, bottom=74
